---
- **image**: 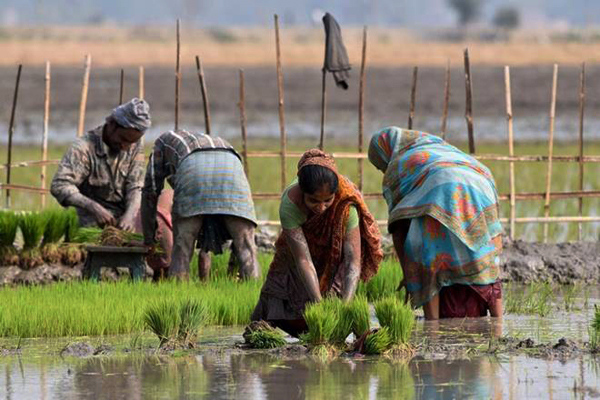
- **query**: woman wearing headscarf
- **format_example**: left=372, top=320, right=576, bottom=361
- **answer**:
left=251, top=149, right=383, bottom=336
left=368, top=127, right=503, bottom=320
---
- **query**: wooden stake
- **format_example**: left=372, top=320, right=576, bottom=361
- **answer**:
left=77, top=54, right=91, bottom=138
left=138, top=66, right=145, bottom=99
left=195, top=56, right=212, bottom=135
left=408, top=66, right=418, bottom=129
left=441, top=60, right=450, bottom=140
left=41, top=62, right=51, bottom=209
left=274, top=14, right=287, bottom=191
left=358, top=26, right=367, bottom=191
left=175, top=19, right=181, bottom=130
left=119, top=68, right=124, bottom=105
left=504, top=66, right=516, bottom=240
left=319, top=69, right=327, bottom=150
left=5, top=64, right=22, bottom=208
left=238, top=69, right=249, bottom=175
left=463, top=49, right=475, bottom=154
left=578, top=62, right=586, bottom=240
left=543, top=64, right=558, bottom=243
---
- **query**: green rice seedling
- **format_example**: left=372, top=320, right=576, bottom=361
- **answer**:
left=19, top=212, right=46, bottom=269
left=40, top=208, right=68, bottom=264
left=561, top=284, right=580, bottom=312
left=143, top=300, right=180, bottom=347
left=357, top=258, right=403, bottom=301
left=0, top=210, right=20, bottom=265
left=504, top=281, right=554, bottom=316
left=177, top=299, right=208, bottom=347
left=302, top=300, right=338, bottom=346
left=590, top=305, right=600, bottom=353
left=62, top=208, right=84, bottom=266
left=347, top=294, right=371, bottom=338
left=243, top=320, right=287, bottom=349
left=326, top=297, right=353, bottom=347
left=72, top=227, right=103, bottom=244
left=374, top=296, right=415, bottom=348
left=362, top=327, right=392, bottom=355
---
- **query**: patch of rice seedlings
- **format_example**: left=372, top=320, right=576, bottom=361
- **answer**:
left=64, top=207, right=80, bottom=242
left=347, top=294, right=371, bottom=338
left=561, top=284, right=580, bottom=311
left=504, top=281, right=554, bottom=316
left=40, top=209, right=68, bottom=264
left=590, top=305, right=600, bottom=353
left=357, top=258, right=403, bottom=301
left=363, top=327, right=392, bottom=355
left=177, top=299, right=208, bottom=347
left=0, top=210, right=20, bottom=266
left=302, top=300, right=338, bottom=347
left=143, top=300, right=179, bottom=347
left=374, top=296, right=415, bottom=349
left=61, top=208, right=84, bottom=266
left=19, top=212, right=46, bottom=269
left=326, top=297, right=353, bottom=347
left=243, top=320, right=286, bottom=349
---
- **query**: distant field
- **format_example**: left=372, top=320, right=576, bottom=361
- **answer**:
left=2, top=26, right=600, bottom=67
left=1, top=139, right=599, bottom=242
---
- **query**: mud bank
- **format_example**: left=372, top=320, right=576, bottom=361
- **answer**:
left=500, top=238, right=600, bottom=284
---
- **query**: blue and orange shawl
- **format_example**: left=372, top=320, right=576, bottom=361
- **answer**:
left=368, top=127, right=503, bottom=307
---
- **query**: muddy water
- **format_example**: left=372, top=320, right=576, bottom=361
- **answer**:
left=0, top=351, right=598, bottom=399
left=0, top=286, right=598, bottom=399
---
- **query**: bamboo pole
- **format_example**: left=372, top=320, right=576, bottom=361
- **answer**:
left=274, top=14, right=287, bottom=191
left=408, top=66, right=418, bottom=129
left=5, top=64, right=22, bottom=208
left=77, top=54, right=91, bottom=138
left=463, top=48, right=475, bottom=154
left=118, top=68, right=124, bottom=105
left=175, top=19, right=181, bottom=130
left=41, top=62, right=51, bottom=209
left=577, top=62, right=586, bottom=240
left=358, top=26, right=367, bottom=191
left=543, top=64, right=558, bottom=242
left=138, top=66, right=145, bottom=99
left=319, top=69, right=327, bottom=150
left=238, top=69, right=249, bottom=175
left=195, top=56, right=212, bottom=135
left=440, top=60, right=450, bottom=140
left=504, top=66, right=516, bottom=240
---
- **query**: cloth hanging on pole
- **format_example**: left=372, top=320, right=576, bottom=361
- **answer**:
left=322, top=12, right=351, bottom=90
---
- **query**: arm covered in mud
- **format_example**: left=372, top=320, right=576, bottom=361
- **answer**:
left=119, top=141, right=145, bottom=231
left=341, top=226, right=361, bottom=302
left=284, top=227, right=322, bottom=302
left=141, top=149, right=167, bottom=246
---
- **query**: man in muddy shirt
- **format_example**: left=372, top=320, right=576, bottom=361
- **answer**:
left=50, top=98, right=151, bottom=229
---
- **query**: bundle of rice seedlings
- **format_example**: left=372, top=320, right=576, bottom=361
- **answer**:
left=302, top=299, right=338, bottom=359
left=363, top=327, right=392, bottom=355
left=347, top=294, right=371, bottom=338
left=374, top=296, right=415, bottom=349
left=243, top=320, right=287, bottom=349
left=40, top=209, right=68, bottom=264
left=177, top=299, right=208, bottom=348
left=0, top=211, right=20, bottom=266
left=19, top=212, right=46, bottom=269
left=61, top=208, right=84, bottom=266
left=144, top=300, right=180, bottom=347
left=591, top=305, right=600, bottom=352
left=326, top=297, right=353, bottom=347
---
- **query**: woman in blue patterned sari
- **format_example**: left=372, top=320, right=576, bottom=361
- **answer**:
left=368, top=127, right=503, bottom=320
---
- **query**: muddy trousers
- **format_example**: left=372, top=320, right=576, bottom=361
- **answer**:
left=169, top=214, right=260, bottom=280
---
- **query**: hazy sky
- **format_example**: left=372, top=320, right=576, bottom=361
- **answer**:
left=0, top=0, right=598, bottom=28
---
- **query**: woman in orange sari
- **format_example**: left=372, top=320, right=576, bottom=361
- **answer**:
left=251, top=149, right=383, bottom=336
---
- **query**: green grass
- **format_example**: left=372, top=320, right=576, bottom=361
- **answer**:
left=143, top=298, right=208, bottom=348
left=374, top=296, right=415, bottom=347
left=302, top=299, right=339, bottom=347
left=504, top=281, right=554, bottom=316
left=357, top=258, right=403, bottom=301
left=243, top=321, right=287, bottom=349
left=18, top=211, right=46, bottom=269
left=2, top=140, right=600, bottom=242
left=363, top=327, right=392, bottom=355
left=591, top=305, right=600, bottom=352
left=0, top=210, right=19, bottom=265
left=347, top=294, right=370, bottom=338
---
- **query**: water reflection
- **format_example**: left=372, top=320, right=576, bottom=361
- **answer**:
left=0, top=351, right=598, bottom=399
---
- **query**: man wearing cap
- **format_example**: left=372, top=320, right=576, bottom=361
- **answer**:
left=51, top=98, right=151, bottom=230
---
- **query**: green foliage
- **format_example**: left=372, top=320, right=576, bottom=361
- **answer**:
left=363, top=328, right=392, bottom=355
left=143, top=298, right=207, bottom=348
left=302, top=300, right=338, bottom=346
left=41, top=208, right=68, bottom=245
left=244, top=322, right=287, bottom=349
left=504, top=281, right=554, bottom=316
left=591, top=305, right=600, bottom=352
left=0, top=210, right=20, bottom=265
left=64, top=208, right=80, bottom=243
left=374, top=296, right=415, bottom=346
left=347, top=294, right=370, bottom=338
left=357, top=259, right=403, bottom=301
left=19, top=212, right=45, bottom=250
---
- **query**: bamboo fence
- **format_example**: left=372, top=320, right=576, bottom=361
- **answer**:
left=1, top=19, right=599, bottom=242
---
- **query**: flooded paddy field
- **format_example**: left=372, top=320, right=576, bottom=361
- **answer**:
left=0, top=284, right=598, bottom=399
